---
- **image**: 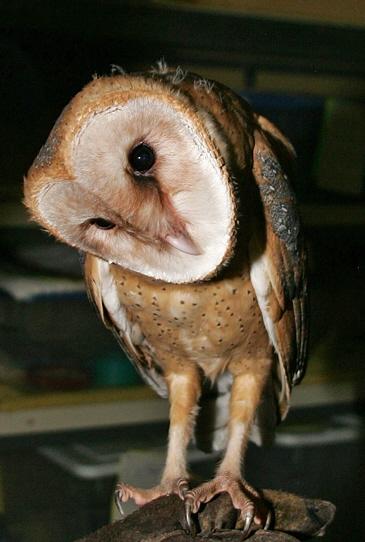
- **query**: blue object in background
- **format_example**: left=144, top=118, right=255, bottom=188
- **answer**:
left=242, top=92, right=324, bottom=199
left=92, top=353, right=142, bottom=388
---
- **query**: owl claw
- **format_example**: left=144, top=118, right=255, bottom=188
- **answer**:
left=177, top=478, right=190, bottom=499
left=181, top=476, right=271, bottom=538
left=264, top=509, right=272, bottom=530
left=114, top=490, right=125, bottom=517
left=184, top=499, right=194, bottom=533
left=240, top=510, right=254, bottom=540
left=176, top=478, right=195, bottom=533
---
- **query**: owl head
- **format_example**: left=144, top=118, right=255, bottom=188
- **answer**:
left=24, top=66, right=256, bottom=283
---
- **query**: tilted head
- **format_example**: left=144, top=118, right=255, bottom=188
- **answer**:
left=24, top=66, right=255, bottom=283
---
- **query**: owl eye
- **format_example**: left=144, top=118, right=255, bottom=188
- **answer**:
left=89, top=218, right=116, bottom=230
left=129, top=143, right=155, bottom=173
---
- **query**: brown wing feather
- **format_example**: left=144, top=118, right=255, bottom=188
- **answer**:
left=251, top=117, right=309, bottom=412
left=84, top=253, right=168, bottom=398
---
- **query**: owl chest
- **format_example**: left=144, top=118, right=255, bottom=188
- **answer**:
left=112, top=266, right=270, bottom=377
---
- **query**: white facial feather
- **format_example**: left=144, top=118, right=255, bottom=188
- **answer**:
left=36, top=96, right=236, bottom=283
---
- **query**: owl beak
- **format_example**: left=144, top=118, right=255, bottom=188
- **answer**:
left=165, top=232, right=202, bottom=255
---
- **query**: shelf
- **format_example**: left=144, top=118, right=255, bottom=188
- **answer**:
left=0, top=385, right=168, bottom=437
left=3, top=2, right=365, bottom=77
left=157, top=0, right=365, bottom=29
left=1, top=361, right=363, bottom=438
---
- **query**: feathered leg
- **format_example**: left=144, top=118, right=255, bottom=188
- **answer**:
left=116, top=366, right=201, bottom=509
left=185, top=365, right=272, bottom=537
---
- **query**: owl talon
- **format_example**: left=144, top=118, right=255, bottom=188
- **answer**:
left=175, top=479, right=195, bottom=533
left=240, top=511, right=254, bottom=540
left=264, top=509, right=272, bottom=530
left=114, top=490, right=125, bottom=517
left=177, top=478, right=190, bottom=500
left=184, top=499, right=194, bottom=533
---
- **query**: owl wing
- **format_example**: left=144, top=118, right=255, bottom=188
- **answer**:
left=250, top=115, right=309, bottom=419
left=84, top=253, right=168, bottom=398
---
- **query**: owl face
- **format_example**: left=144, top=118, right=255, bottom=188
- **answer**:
left=24, top=73, right=238, bottom=283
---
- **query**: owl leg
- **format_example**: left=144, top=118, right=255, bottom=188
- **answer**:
left=185, top=368, right=272, bottom=537
left=116, top=367, right=201, bottom=511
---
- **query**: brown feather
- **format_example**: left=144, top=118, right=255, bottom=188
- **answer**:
left=251, top=123, right=308, bottom=399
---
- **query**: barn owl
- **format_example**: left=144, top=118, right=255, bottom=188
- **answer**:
left=24, top=63, right=308, bottom=536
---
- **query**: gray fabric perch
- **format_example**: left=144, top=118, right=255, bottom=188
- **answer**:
left=75, top=489, right=335, bottom=542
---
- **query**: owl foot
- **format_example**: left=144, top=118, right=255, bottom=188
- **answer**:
left=184, top=475, right=271, bottom=539
left=115, top=477, right=190, bottom=515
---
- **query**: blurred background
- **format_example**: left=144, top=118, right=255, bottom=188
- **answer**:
left=0, top=1, right=364, bottom=541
